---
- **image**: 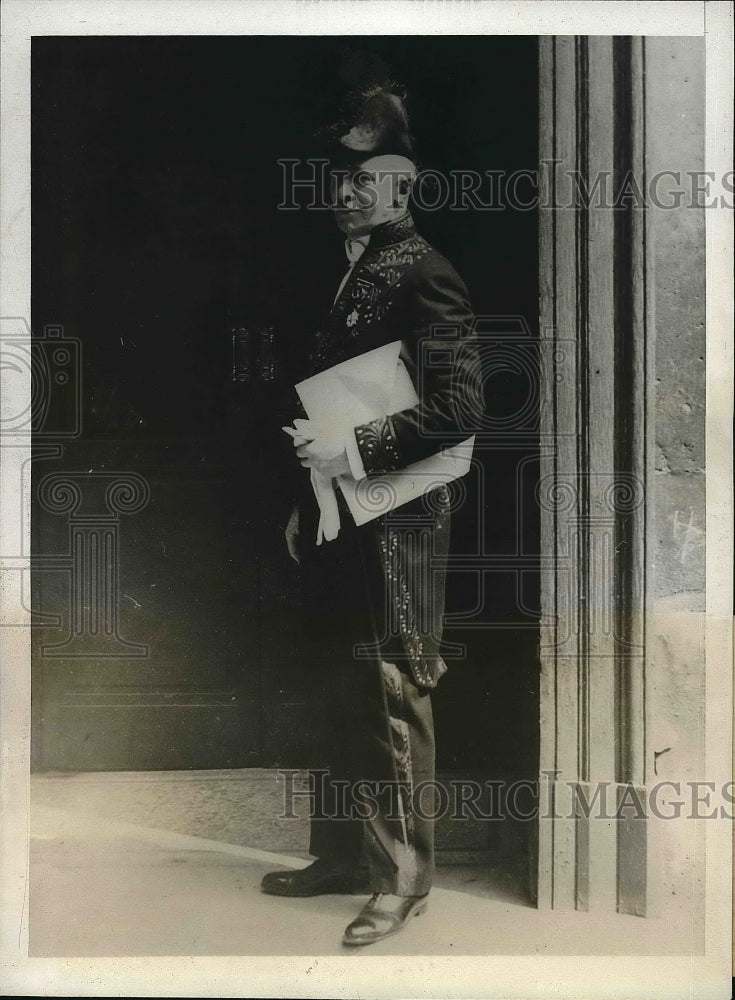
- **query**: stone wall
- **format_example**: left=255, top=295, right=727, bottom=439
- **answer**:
left=645, top=36, right=706, bottom=935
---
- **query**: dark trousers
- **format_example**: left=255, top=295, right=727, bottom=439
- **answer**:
left=299, top=506, right=436, bottom=897
left=308, top=655, right=435, bottom=896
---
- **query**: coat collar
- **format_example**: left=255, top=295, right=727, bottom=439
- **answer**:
left=362, top=211, right=418, bottom=251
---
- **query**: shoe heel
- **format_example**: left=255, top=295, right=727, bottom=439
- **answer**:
left=414, top=900, right=429, bottom=917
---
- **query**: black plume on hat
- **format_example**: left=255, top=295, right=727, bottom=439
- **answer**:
left=317, top=48, right=416, bottom=163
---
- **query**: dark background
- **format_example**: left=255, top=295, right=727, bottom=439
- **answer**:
left=31, top=37, right=539, bottom=796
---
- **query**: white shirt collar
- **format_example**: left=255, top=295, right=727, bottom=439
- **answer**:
left=344, top=234, right=371, bottom=264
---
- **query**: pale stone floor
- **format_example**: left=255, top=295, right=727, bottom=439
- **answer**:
left=29, top=770, right=700, bottom=958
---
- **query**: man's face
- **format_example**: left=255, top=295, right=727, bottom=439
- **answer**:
left=330, top=154, right=415, bottom=238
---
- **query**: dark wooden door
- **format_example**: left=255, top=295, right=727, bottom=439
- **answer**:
left=31, top=37, right=539, bottom=790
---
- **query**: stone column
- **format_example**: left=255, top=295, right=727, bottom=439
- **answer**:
left=536, top=35, right=705, bottom=917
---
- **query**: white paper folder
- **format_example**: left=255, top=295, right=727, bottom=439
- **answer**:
left=295, top=341, right=474, bottom=527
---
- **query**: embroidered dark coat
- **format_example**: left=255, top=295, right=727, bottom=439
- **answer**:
left=294, top=213, right=481, bottom=689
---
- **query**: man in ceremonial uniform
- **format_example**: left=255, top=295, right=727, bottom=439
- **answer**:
left=261, top=77, right=482, bottom=946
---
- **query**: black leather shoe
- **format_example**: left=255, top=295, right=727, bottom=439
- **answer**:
left=342, top=892, right=429, bottom=946
left=260, top=858, right=370, bottom=897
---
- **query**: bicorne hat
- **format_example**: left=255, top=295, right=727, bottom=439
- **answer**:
left=316, top=49, right=416, bottom=165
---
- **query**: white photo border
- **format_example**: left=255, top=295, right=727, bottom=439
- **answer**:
left=0, top=1, right=731, bottom=997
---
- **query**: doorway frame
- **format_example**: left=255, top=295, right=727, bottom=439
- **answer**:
left=536, top=35, right=650, bottom=915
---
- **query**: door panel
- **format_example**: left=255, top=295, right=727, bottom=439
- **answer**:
left=32, top=438, right=263, bottom=769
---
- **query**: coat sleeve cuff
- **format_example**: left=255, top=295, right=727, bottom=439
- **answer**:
left=353, top=415, right=402, bottom=476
